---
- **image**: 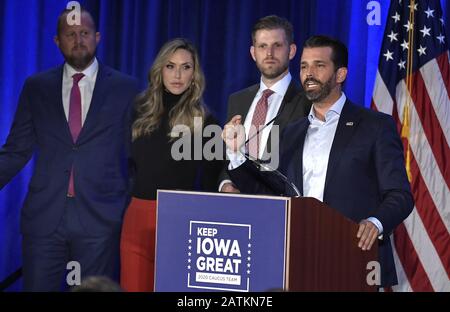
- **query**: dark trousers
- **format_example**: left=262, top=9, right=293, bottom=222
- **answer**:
left=22, top=198, right=120, bottom=291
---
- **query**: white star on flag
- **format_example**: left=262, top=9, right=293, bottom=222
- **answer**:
left=408, top=2, right=418, bottom=11
left=436, top=34, right=445, bottom=44
left=417, top=45, right=427, bottom=56
left=424, top=7, right=434, bottom=18
left=384, top=50, right=394, bottom=61
left=400, top=40, right=409, bottom=50
left=388, top=31, right=399, bottom=42
left=403, top=20, right=414, bottom=32
left=392, top=12, right=401, bottom=23
left=420, top=25, right=431, bottom=37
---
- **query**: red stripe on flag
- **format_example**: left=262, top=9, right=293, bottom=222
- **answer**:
left=393, top=223, right=434, bottom=291
left=409, top=151, right=450, bottom=277
left=436, top=52, right=450, bottom=97
left=409, top=71, right=450, bottom=189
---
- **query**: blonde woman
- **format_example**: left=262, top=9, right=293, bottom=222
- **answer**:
left=120, top=38, right=222, bottom=291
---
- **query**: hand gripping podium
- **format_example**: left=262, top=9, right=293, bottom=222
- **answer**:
left=154, top=190, right=377, bottom=292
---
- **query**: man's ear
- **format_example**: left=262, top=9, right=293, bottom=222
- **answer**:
left=95, top=32, right=101, bottom=45
left=288, top=43, right=297, bottom=60
left=54, top=35, right=60, bottom=48
left=250, top=46, right=256, bottom=62
left=336, top=67, right=348, bottom=84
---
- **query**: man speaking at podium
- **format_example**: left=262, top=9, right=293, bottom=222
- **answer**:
left=222, top=35, right=413, bottom=287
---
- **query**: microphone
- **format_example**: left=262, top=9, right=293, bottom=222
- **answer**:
left=225, top=102, right=301, bottom=197
left=237, top=106, right=302, bottom=198
left=241, top=152, right=302, bottom=198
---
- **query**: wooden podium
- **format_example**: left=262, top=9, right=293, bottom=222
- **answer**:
left=154, top=191, right=378, bottom=292
left=286, top=197, right=377, bottom=291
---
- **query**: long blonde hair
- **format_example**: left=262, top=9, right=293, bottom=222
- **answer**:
left=132, top=38, right=206, bottom=140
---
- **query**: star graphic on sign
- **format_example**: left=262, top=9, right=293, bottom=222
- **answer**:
left=188, top=245, right=192, bottom=250
left=247, top=257, right=251, bottom=261
left=408, top=2, right=418, bottom=11
left=398, top=60, right=406, bottom=70
left=424, top=7, right=434, bottom=18
left=188, top=259, right=191, bottom=263
left=384, top=50, right=394, bottom=61
left=188, top=252, right=191, bottom=256
left=400, top=40, right=409, bottom=51
left=187, top=265, right=191, bottom=270
left=420, top=26, right=431, bottom=38
left=417, top=45, right=427, bottom=56
left=392, top=12, right=401, bottom=23
left=247, top=270, right=251, bottom=274
left=248, top=243, right=252, bottom=248
left=248, top=250, right=251, bottom=255
left=387, top=31, right=398, bottom=42
left=247, top=263, right=251, bottom=268
left=188, top=239, right=192, bottom=244
left=403, top=21, right=414, bottom=32
left=436, top=34, right=445, bottom=44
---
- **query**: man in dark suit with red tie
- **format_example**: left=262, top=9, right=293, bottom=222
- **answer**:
left=0, top=8, right=138, bottom=291
left=218, top=15, right=311, bottom=193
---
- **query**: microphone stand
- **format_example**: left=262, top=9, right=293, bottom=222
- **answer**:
left=242, top=152, right=302, bottom=198
left=228, top=98, right=302, bottom=197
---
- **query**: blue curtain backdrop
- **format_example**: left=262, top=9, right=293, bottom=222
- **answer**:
left=0, top=0, right=449, bottom=290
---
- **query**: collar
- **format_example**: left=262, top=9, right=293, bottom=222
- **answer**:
left=258, top=72, right=292, bottom=98
left=308, top=92, right=347, bottom=123
left=64, top=57, right=99, bottom=81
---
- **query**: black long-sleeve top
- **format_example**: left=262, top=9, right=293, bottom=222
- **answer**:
left=131, top=91, right=223, bottom=200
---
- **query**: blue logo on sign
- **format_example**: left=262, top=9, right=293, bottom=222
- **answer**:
left=187, top=221, right=251, bottom=291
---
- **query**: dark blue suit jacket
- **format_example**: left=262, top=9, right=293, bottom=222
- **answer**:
left=229, top=100, right=414, bottom=286
left=0, top=64, right=139, bottom=236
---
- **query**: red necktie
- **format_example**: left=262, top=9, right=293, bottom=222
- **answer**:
left=67, top=73, right=84, bottom=197
left=247, top=89, right=274, bottom=159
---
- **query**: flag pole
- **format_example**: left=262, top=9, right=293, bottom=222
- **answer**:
left=402, top=0, right=415, bottom=182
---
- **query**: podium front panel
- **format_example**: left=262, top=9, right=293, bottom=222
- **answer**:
left=154, top=190, right=289, bottom=292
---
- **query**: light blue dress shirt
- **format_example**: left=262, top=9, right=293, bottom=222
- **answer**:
left=303, top=93, right=383, bottom=234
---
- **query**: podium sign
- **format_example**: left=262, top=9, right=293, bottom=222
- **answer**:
left=154, top=190, right=289, bottom=292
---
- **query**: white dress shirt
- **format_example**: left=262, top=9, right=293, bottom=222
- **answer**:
left=243, top=72, right=292, bottom=159
left=62, top=58, right=99, bottom=125
left=302, top=93, right=346, bottom=201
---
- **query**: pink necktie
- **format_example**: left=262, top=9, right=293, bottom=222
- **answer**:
left=247, top=89, right=274, bottom=159
left=67, top=73, right=84, bottom=197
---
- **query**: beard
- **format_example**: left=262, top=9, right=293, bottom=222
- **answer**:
left=257, top=58, right=289, bottom=80
left=64, top=45, right=96, bottom=70
left=303, top=76, right=334, bottom=103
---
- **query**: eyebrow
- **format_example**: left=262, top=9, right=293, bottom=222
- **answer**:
left=301, top=60, right=327, bottom=64
left=167, top=61, right=193, bottom=65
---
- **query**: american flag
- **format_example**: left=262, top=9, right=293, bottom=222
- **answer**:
left=371, top=0, right=449, bottom=291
